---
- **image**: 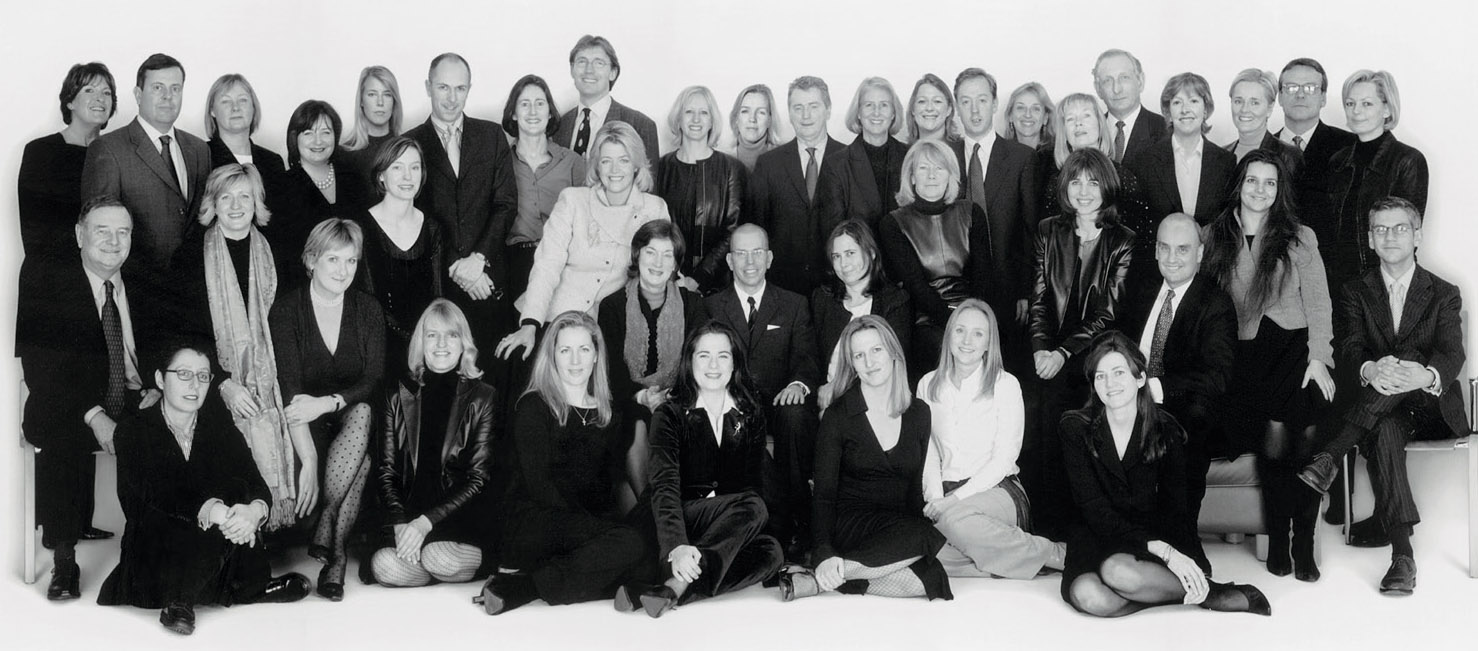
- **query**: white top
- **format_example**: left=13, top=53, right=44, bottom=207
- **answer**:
left=961, top=133, right=997, bottom=177
left=1172, top=136, right=1204, bottom=214
left=917, top=368, right=1025, bottom=502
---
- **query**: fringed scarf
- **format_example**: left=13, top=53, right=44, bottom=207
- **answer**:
left=622, top=279, right=684, bottom=389
left=204, top=225, right=297, bottom=529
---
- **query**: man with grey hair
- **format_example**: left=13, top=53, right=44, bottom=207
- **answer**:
left=1093, top=48, right=1165, bottom=164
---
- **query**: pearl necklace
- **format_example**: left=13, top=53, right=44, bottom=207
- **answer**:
left=311, top=164, right=336, bottom=190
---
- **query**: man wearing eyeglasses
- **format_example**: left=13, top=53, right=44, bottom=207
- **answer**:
left=1275, top=58, right=1358, bottom=259
left=17, top=199, right=164, bottom=601
left=1297, top=197, right=1468, bottom=596
left=554, top=35, right=660, bottom=164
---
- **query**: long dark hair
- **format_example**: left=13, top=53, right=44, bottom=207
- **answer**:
left=1080, top=331, right=1182, bottom=463
left=671, top=320, right=760, bottom=415
left=1055, top=148, right=1121, bottom=227
left=1202, top=149, right=1300, bottom=313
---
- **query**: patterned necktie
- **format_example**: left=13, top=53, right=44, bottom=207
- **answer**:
left=574, top=108, right=592, bottom=156
left=1389, top=281, right=1405, bottom=332
left=1147, top=288, right=1175, bottom=377
left=159, top=135, right=182, bottom=193
left=805, top=147, right=819, bottom=202
left=441, top=124, right=461, bottom=176
left=1292, top=135, right=1305, bottom=151
left=1113, top=120, right=1126, bottom=163
left=101, top=280, right=127, bottom=418
left=746, top=296, right=758, bottom=324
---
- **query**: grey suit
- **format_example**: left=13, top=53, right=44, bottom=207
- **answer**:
left=554, top=98, right=660, bottom=165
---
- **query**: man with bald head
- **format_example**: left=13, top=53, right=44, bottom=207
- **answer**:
left=1093, top=49, right=1166, bottom=165
left=1122, top=212, right=1237, bottom=572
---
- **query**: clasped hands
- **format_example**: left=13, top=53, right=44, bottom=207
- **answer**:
left=393, top=516, right=434, bottom=564
left=204, top=501, right=267, bottom=546
left=450, top=255, right=495, bottom=301
left=1365, top=355, right=1434, bottom=396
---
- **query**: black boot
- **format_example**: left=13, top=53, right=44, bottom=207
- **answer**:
left=1259, top=459, right=1292, bottom=577
left=1291, top=495, right=1321, bottom=582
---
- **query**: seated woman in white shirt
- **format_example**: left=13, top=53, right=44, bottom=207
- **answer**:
left=917, top=299, right=1065, bottom=578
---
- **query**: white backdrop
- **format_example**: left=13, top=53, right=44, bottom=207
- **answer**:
left=0, top=1, right=1474, bottom=647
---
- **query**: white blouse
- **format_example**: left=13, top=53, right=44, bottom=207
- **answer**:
left=917, top=368, right=1025, bottom=502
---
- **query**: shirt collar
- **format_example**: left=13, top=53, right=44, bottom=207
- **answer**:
left=136, top=117, right=177, bottom=144
left=1108, top=104, right=1142, bottom=128
left=580, top=94, right=614, bottom=120
left=1380, top=264, right=1416, bottom=291
left=733, top=282, right=767, bottom=307
left=80, top=261, right=122, bottom=303
left=430, top=113, right=465, bottom=139
left=963, top=133, right=995, bottom=163
left=1172, top=136, right=1204, bottom=158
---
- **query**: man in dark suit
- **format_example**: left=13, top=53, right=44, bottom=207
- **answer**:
left=951, top=67, right=1040, bottom=375
left=1093, top=49, right=1166, bottom=165
left=1121, top=213, right=1237, bottom=573
left=1298, top=197, right=1468, bottom=595
left=404, top=53, right=518, bottom=377
left=18, top=199, right=162, bottom=600
left=552, top=35, right=660, bottom=164
left=743, top=76, right=847, bottom=296
left=81, top=53, right=211, bottom=281
left=705, top=224, right=820, bottom=560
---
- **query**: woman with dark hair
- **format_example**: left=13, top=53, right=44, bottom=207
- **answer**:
left=19, top=62, right=116, bottom=259
left=352, top=137, right=445, bottom=382
left=1202, top=149, right=1333, bottom=581
left=655, top=85, right=747, bottom=294
left=811, top=219, right=912, bottom=409
left=1004, top=82, right=1054, bottom=150
left=619, top=320, right=783, bottom=617
left=269, top=218, right=385, bottom=600
left=1027, top=147, right=1135, bottom=539
left=203, top=74, right=285, bottom=183
left=906, top=74, right=956, bottom=144
left=372, top=300, right=497, bottom=589
left=270, top=100, right=363, bottom=288
left=1060, top=331, right=1270, bottom=617
left=729, top=84, right=780, bottom=171
left=339, top=66, right=404, bottom=208
left=784, top=316, right=950, bottom=601
left=503, top=74, right=585, bottom=302
left=1036, top=93, right=1150, bottom=238
left=597, top=220, right=708, bottom=505
left=481, top=310, right=645, bottom=614
left=99, top=342, right=311, bottom=636
left=1126, top=72, right=1236, bottom=226
left=817, top=77, right=908, bottom=231
left=878, top=139, right=989, bottom=378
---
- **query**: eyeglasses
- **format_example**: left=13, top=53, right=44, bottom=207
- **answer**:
left=164, top=368, right=213, bottom=383
left=1280, top=83, right=1322, bottom=95
left=1370, top=224, right=1417, bottom=237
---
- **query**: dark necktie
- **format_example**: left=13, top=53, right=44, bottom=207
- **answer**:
left=573, top=108, right=592, bottom=156
left=1293, top=135, right=1305, bottom=151
left=159, top=135, right=182, bottom=193
left=101, top=280, right=127, bottom=418
left=746, top=296, right=758, bottom=324
left=1113, top=120, right=1126, bottom=163
left=1147, top=288, right=1175, bottom=377
left=805, top=147, right=818, bottom=202
left=968, top=143, right=993, bottom=253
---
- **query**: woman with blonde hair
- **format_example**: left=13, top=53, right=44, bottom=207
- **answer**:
left=818, top=77, right=909, bottom=230
left=654, top=85, right=746, bottom=293
left=729, top=84, right=780, bottom=171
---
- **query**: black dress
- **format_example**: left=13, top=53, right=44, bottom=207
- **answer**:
left=338, top=133, right=396, bottom=209
left=268, top=286, right=386, bottom=452
left=265, top=164, right=365, bottom=289
left=351, top=209, right=445, bottom=381
left=653, top=151, right=747, bottom=290
left=98, top=403, right=275, bottom=608
left=812, top=385, right=951, bottom=600
left=18, top=132, right=87, bottom=260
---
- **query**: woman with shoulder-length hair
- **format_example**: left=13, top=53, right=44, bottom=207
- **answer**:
left=497, top=120, right=671, bottom=361
left=339, top=66, right=404, bottom=212
left=1003, top=82, right=1055, bottom=150
left=817, top=77, right=908, bottom=230
left=918, top=299, right=1065, bottom=578
left=372, top=299, right=498, bottom=590
left=19, top=61, right=116, bottom=259
left=1201, top=148, right=1333, bottom=581
left=784, top=316, right=950, bottom=601
left=654, top=85, right=747, bottom=293
left=204, top=74, right=285, bottom=178
left=905, top=74, right=957, bottom=144
left=1060, top=331, right=1269, bottom=617
left=729, top=84, right=780, bottom=171
left=271, top=100, right=363, bottom=288
left=1224, top=68, right=1303, bottom=173
left=811, top=219, right=913, bottom=409
left=502, top=74, right=586, bottom=302
left=618, top=320, right=783, bottom=617
left=1126, top=72, right=1236, bottom=226
left=481, top=310, right=647, bottom=614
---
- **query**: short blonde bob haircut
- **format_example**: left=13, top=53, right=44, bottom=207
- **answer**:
left=197, top=163, right=271, bottom=227
left=1342, top=69, right=1401, bottom=131
left=843, top=77, right=903, bottom=137
left=666, top=85, right=724, bottom=148
left=895, top=139, right=961, bottom=207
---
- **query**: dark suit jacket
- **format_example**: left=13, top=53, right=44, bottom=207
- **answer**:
left=809, top=283, right=913, bottom=370
left=554, top=98, right=661, bottom=165
left=743, top=137, right=848, bottom=295
left=1221, top=132, right=1302, bottom=182
left=952, top=135, right=1042, bottom=302
left=82, top=119, right=212, bottom=275
left=1126, top=135, right=1236, bottom=224
left=1277, top=122, right=1357, bottom=243
left=645, top=400, right=768, bottom=558
left=1121, top=275, right=1237, bottom=419
left=705, top=284, right=821, bottom=399
left=207, top=137, right=286, bottom=176
left=1338, top=266, right=1468, bottom=437
left=16, top=255, right=162, bottom=452
left=1117, top=107, right=1167, bottom=166
left=816, top=136, right=907, bottom=233
left=404, top=116, right=519, bottom=290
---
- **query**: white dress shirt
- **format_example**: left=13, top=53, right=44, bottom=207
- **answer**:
left=571, top=94, right=614, bottom=149
left=1107, top=104, right=1143, bottom=152
left=137, top=118, right=188, bottom=200
left=1137, top=277, right=1193, bottom=403
left=918, top=368, right=1025, bottom=502
left=962, top=133, right=997, bottom=177
left=1277, top=123, right=1317, bottom=151
left=795, top=137, right=828, bottom=173
left=1172, top=136, right=1204, bottom=214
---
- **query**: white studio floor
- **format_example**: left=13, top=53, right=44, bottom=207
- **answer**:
left=3, top=451, right=1474, bottom=651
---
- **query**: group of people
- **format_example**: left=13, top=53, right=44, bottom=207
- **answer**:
left=17, top=36, right=1468, bottom=635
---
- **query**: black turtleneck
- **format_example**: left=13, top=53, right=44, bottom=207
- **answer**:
left=910, top=194, right=949, bottom=215
left=409, top=370, right=458, bottom=511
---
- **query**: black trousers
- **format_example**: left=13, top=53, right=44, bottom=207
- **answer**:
left=36, top=445, right=97, bottom=548
left=1319, top=388, right=1449, bottom=532
left=1164, top=398, right=1216, bottom=572
left=671, top=493, right=783, bottom=605
left=765, top=400, right=817, bottom=547
left=502, top=509, right=645, bottom=606
left=1023, top=356, right=1087, bottom=541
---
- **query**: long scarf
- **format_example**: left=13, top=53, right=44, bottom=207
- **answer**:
left=204, top=225, right=297, bottom=529
left=622, top=279, right=684, bottom=389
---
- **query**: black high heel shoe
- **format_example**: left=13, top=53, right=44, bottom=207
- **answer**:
left=638, top=585, right=679, bottom=618
left=316, top=564, right=344, bottom=601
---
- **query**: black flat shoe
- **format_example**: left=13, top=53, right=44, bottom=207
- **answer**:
left=159, top=603, right=195, bottom=635
left=638, top=585, right=679, bottom=618
left=473, top=573, right=536, bottom=615
left=47, top=562, right=80, bottom=601
left=80, top=527, right=115, bottom=541
left=316, top=566, right=343, bottom=602
left=1379, top=555, right=1416, bottom=595
left=257, top=573, right=312, bottom=603
left=1238, top=584, right=1273, bottom=616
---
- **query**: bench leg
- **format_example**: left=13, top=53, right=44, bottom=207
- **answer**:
left=1254, top=534, right=1268, bottom=562
left=23, top=444, right=36, bottom=585
left=1467, top=439, right=1476, bottom=579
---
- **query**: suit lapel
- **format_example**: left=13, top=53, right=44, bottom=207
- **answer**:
left=1194, top=138, right=1222, bottom=217
left=847, top=144, right=879, bottom=211
left=1396, top=268, right=1433, bottom=340
left=418, top=120, right=459, bottom=183
left=129, top=120, right=184, bottom=198
left=1091, top=418, right=1129, bottom=485
left=1361, top=271, right=1398, bottom=345
left=748, top=288, right=782, bottom=349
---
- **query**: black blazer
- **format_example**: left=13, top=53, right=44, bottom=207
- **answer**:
left=405, top=116, right=519, bottom=290
left=1327, top=132, right=1429, bottom=269
left=1338, top=266, right=1469, bottom=437
left=816, top=136, right=907, bottom=233
left=1221, top=132, right=1302, bottom=181
left=1126, top=135, right=1237, bottom=225
left=114, top=401, right=270, bottom=529
left=1060, top=407, right=1193, bottom=556
left=1028, top=216, right=1135, bottom=358
left=597, top=284, right=709, bottom=416
left=379, top=376, right=497, bottom=527
left=743, top=137, right=849, bottom=295
left=809, top=283, right=913, bottom=369
left=952, top=135, right=1042, bottom=302
left=1278, top=122, right=1357, bottom=238
left=1118, top=107, right=1167, bottom=166
left=17, top=255, right=164, bottom=452
left=705, top=284, right=821, bottom=399
left=554, top=99, right=661, bottom=165
left=207, top=137, right=286, bottom=176
left=268, top=286, right=385, bottom=407
left=1120, top=275, right=1237, bottom=418
left=645, top=400, right=768, bottom=558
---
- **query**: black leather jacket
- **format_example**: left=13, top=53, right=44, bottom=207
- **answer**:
left=1029, top=215, right=1135, bottom=358
left=654, top=151, right=747, bottom=290
left=378, top=376, right=497, bottom=526
left=1327, top=131, right=1429, bottom=269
